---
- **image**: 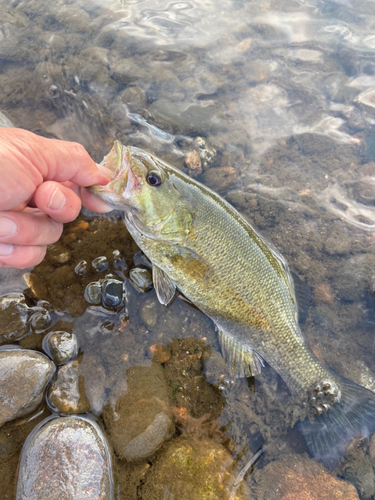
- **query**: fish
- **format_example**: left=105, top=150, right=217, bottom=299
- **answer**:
left=89, top=141, right=375, bottom=470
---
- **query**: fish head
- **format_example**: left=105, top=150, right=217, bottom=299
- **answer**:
left=89, top=141, right=193, bottom=242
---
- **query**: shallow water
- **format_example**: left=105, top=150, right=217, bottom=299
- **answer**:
left=1, top=0, right=375, bottom=498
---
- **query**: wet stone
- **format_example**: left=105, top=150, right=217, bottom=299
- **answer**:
left=92, top=255, right=109, bottom=273
left=338, top=446, right=375, bottom=499
left=42, top=331, right=78, bottom=366
left=203, top=166, right=238, bottom=194
left=255, top=456, right=359, bottom=500
left=140, top=437, right=250, bottom=500
left=103, top=363, right=173, bottom=461
left=324, top=229, right=351, bottom=255
left=129, top=266, right=153, bottom=292
left=16, top=415, right=113, bottom=500
left=193, top=136, right=217, bottom=170
left=140, top=299, right=159, bottom=328
left=84, top=281, right=102, bottom=305
left=0, top=293, right=30, bottom=344
left=47, top=356, right=90, bottom=414
left=102, top=278, right=123, bottom=308
left=0, top=349, right=55, bottom=428
left=185, top=150, right=202, bottom=178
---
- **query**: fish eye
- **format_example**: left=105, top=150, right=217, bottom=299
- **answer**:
left=146, top=171, right=162, bottom=187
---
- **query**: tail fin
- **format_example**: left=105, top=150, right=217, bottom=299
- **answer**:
left=298, top=376, right=375, bottom=471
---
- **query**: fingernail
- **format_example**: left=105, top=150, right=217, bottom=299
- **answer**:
left=0, top=243, right=13, bottom=256
left=0, top=217, right=17, bottom=237
left=48, top=188, right=66, bottom=211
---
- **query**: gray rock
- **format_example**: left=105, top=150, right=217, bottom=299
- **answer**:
left=42, top=331, right=78, bottom=366
left=0, top=349, right=55, bottom=428
left=0, top=293, right=30, bottom=344
left=129, top=266, right=153, bottom=292
left=110, top=59, right=147, bottom=85
left=140, top=299, right=159, bottom=328
left=16, top=415, right=114, bottom=500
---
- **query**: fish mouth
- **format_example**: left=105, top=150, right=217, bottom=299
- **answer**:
left=88, top=141, right=131, bottom=209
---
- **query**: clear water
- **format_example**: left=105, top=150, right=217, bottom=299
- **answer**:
left=1, top=0, right=375, bottom=498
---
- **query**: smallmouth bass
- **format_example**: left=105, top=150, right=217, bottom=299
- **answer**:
left=90, top=141, right=375, bottom=470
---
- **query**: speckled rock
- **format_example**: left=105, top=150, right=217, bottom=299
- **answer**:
left=338, top=446, right=375, bottom=499
left=0, top=349, right=55, bottom=428
left=42, top=331, right=78, bottom=366
left=0, top=293, right=30, bottom=344
left=140, top=437, right=250, bottom=500
left=103, top=363, right=173, bottom=461
left=16, top=415, right=113, bottom=500
left=256, top=456, right=359, bottom=500
left=185, top=150, right=202, bottom=177
left=203, top=166, right=238, bottom=193
left=47, top=356, right=90, bottom=414
left=193, top=136, right=217, bottom=169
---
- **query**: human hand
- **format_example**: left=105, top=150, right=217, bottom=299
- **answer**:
left=0, top=128, right=112, bottom=269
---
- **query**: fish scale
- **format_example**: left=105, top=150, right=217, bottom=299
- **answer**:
left=90, top=141, right=375, bottom=471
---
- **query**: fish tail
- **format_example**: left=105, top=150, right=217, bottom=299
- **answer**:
left=298, top=375, right=375, bottom=470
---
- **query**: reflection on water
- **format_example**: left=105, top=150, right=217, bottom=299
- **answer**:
left=1, top=0, right=375, bottom=498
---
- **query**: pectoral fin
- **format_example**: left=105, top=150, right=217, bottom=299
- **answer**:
left=153, top=265, right=176, bottom=306
left=218, top=329, right=264, bottom=378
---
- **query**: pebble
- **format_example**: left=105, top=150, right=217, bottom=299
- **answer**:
left=129, top=266, right=153, bottom=292
left=256, top=456, right=359, bottom=500
left=47, top=357, right=90, bottom=414
left=203, top=166, right=238, bottom=193
left=313, top=283, right=334, bottom=304
left=42, top=331, right=78, bottom=366
left=185, top=150, right=202, bottom=177
left=0, top=349, right=55, bottom=428
left=92, top=255, right=109, bottom=273
left=140, top=299, right=159, bottom=328
left=140, top=437, right=250, bottom=499
left=103, top=363, right=173, bottom=460
left=84, top=281, right=103, bottom=305
left=193, top=136, right=217, bottom=169
left=102, top=278, right=123, bottom=308
left=16, top=415, right=114, bottom=500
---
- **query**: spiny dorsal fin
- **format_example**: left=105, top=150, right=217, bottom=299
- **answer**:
left=218, top=329, right=264, bottom=378
left=153, top=265, right=176, bottom=306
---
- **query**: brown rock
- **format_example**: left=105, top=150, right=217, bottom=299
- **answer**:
left=203, top=167, right=238, bottom=193
left=256, top=456, right=359, bottom=500
left=313, top=283, right=334, bottom=304
left=185, top=150, right=202, bottom=177
left=149, top=344, right=171, bottom=364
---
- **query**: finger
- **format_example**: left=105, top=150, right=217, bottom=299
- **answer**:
left=80, top=187, right=113, bottom=213
left=33, top=181, right=82, bottom=223
left=0, top=128, right=110, bottom=187
left=0, top=210, right=63, bottom=246
left=0, top=243, right=47, bottom=269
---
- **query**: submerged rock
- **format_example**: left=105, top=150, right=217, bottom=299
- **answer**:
left=0, top=348, right=55, bottom=428
left=140, top=437, right=250, bottom=500
left=47, top=356, right=90, bottom=414
left=42, top=331, right=78, bottom=366
left=16, top=415, right=113, bottom=500
left=103, top=363, right=173, bottom=461
left=256, top=456, right=359, bottom=500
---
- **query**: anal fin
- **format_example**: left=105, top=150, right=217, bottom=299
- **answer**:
left=218, top=330, right=264, bottom=378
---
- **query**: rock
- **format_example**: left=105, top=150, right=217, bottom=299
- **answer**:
left=324, top=229, right=351, bottom=255
left=235, top=38, right=253, bottom=53
left=203, top=167, right=238, bottom=193
left=313, top=283, right=334, bottom=304
left=149, top=344, right=171, bottom=364
left=140, top=437, right=250, bottom=500
left=0, top=293, right=30, bottom=344
left=0, top=349, right=55, bottom=428
left=42, top=331, right=78, bottom=366
left=0, top=110, right=14, bottom=127
left=140, top=299, right=159, bottom=328
left=110, top=59, right=147, bottom=85
left=338, top=446, right=375, bottom=499
left=118, top=86, right=147, bottom=112
left=102, top=278, right=124, bottom=308
left=185, top=150, right=202, bottom=177
left=256, top=456, right=359, bottom=500
left=16, top=415, right=113, bottom=500
left=47, top=357, right=90, bottom=414
left=193, top=136, right=217, bottom=169
left=103, top=363, right=173, bottom=461
left=129, top=266, right=153, bottom=292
